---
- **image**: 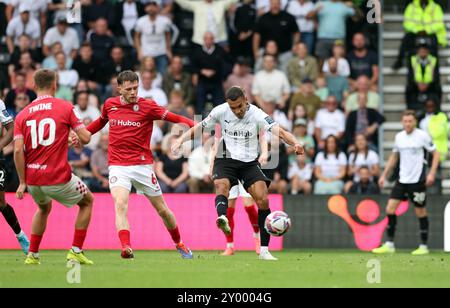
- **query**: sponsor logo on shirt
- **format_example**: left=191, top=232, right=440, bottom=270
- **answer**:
left=265, top=116, right=275, bottom=125
left=110, top=119, right=142, bottom=127
left=224, top=129, right=253, bottom=138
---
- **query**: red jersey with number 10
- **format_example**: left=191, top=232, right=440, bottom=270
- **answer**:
left=13, top=96, right=85, bottom=186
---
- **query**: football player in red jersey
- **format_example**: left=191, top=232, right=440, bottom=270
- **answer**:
left=14, top=69, right=95, bottom=265
left=84, top=70, right=195, bottom=259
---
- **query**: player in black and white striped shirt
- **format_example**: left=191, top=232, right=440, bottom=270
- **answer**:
left=374, top=110, right=440, bottom=256
left=0, top=99, right=30, bottom=255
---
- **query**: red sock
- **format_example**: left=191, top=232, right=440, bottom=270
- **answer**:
left=226, top=207, right=235, bottom=243
left=167, top=226, right=181, bottom=244
left=72, top=229, right=87, bottom=250
left=29, top=234, right=43, bottom=254
left=245, top=205, right=260, bottom=233
left=118, top=230, right=131, bottom=249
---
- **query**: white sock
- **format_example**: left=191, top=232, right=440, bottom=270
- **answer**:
left=386, top=241, right=395, bottom=248
left=419, top=244, right=428, bottom=250
left=72, top=246, right=82, bottom=253
left=31, top=252, right=39, bottom=258
left=227, top=243, right=234, bottom=249
left=260, top=246, right=268, bottom=254
left=15, top=230, right=25, bottom=238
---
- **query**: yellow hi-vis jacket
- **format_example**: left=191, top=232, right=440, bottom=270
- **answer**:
left=403, top=0, right=448, bottom=47
left=411, top=54, right=437, bottom=84
left=428, top=112, right=449, bottom=162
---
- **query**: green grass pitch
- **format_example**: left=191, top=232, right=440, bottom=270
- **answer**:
left=1, top=250, right=449, bottom=288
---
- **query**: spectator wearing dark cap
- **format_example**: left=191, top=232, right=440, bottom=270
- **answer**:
left=287, top=42, right=319, bottom=92
left=6, top=4, right=41, bottom=55
left=43, top=16, right=80, bottom=60
left=223, top=57, right=254, bottom=102
left=289, top=78, right=322, bottom=121
left=406, top=41, right=442, bottom=111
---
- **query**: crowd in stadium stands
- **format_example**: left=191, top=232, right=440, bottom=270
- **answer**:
left=0, top=0, right=387, bottom=195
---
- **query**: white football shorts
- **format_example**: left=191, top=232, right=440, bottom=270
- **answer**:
left=109, top=164, right=162, bottom=197
left=28, top=174, right=88, bottom=208
left=229, top=181, right=252, bottom=200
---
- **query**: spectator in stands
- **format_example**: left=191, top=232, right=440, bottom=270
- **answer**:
left=344, top=75, right=380, bottom=113
left=392, top=0, right=447, bottom=70
left=345, top=92, right=385, bottom=151
left=102, top=75, right=120, bottom=103
left=253, top=0, right=300, bottom=72
left=82, top=0, right=115, bottom=30
left=344, top=134, right=380, bottom=193
left=74, top=90, right=102, bottom=151
left=6, top=4, right=41, bottom=55
left=253, top=54, right=290, bottom=111
left=139, top=56, right=163, bottom=89
left=156, top=136, right=190, bottom=193
left=314, top=96, right=345, bottom=149
left=256, top=0, right=288, bottom=16
left=229, top=0, right=257, bottom=61
left=290, top=103, right=315, bottom=136
left=90, top=133, right=110, bottom=193
left=9, top=51, right=37, bottom=89
left=8, top=92, right=30, bottom=118
left=167, top=90, right=194, bottom=119
left=223, top=57, right=254, bottom=102
left=9, top=34, right=40, bottom=67
left=72, top=43, right=101, bottom=90
left=254, top=40, right=279, bottom=73
left=348, top=33, right=379, bottom=90
left=102, top=46, right=134, bottom=85
left=134, top=1, right=174, bottom=74
left=419, top=98, right=449, bottom=162
left=314, top=135, right=347, bottom=195
left=309, top=0, right=356, bottom=63
left=261, top=100, right=291, bottom=131
left=191, top=32, right=226, bottom=113
left=68, top=145, right=93, bottom=184
left=87, top=18, right=115, bottom=67
left=325, top=57, right=349, bottom=105
left=114, top=0, right=145, bottom=46
left=406, top=41, right=442, bottom=111
left=322, top=40, right=350, bottom=77
left=286, top=0, right=316, bottom=55
left=315, top=76, right=329, bottom=102
left=55, top=51, right=79, bottom=100
left=162, top=55, right=194, bottom=105
left=43, top=16, right=79, bottom=60
left=348, top=166, right=380, bottom=195
left=287, top=118, right=315, bottom=163
left=42, top=42, right=73, bottom=70
left=187, top=132, right=214, bottom=193
left=7, top=0, right=47, bottom=32
left=288, top=154, right=313, bottom=195
left=4, top=72, right=36, bottom=110
left=290, top=79, right=322, bottom=122
left=139, top=70, right=168, bottom=106
left=287, top=42, right=319, bottom=92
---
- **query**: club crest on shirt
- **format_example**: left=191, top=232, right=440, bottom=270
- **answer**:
left=133, top=104, right=140, bottom=112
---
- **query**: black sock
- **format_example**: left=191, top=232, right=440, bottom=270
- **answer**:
left=387, top=214, right=397, bottom=242
left=419, top=217, right=429, bottom=245
left=258, top=208, right=271, bottom=247
left=0, top=204, right=22, bottom=235
left=215, top=195, right=228, bottom=217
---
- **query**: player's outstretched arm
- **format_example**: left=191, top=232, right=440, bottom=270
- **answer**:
left=86, top=116, right=109, bottom=136
left=271, top=124, right=305, bottom=155
left=75, top=127, right=92, bottom=145
left=13, top=138, right=26, bottom=200
left=0, top=122, right=14, bottom=150
left=171, top=122, right=203, bottom=154
left=378, top=152, right=399, bottom=188
left=163, top=111, right=195, bottom=128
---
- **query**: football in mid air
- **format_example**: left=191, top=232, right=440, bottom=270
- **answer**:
left=264, top=211, right=291, bottom=237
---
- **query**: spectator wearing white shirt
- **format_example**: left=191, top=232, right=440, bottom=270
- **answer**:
left=344, top=134, right=380, bottom=193
left=114, top=0, right=145, bottom=46
left=55, top=51, right=79, bottom=100
left=286, top=0, right=315, bottom=55
left=134, top=1, right=173, bottom=74
left=322, top=40, right=350, bottom=78
left=42, top=42, right=73, bottom=70
left=138, top=70, right=168, bottom=107
left=252, top=54, right=290, bottom=111
left=7, top=0, right=47, bottom=31
left=314, top=96, right=345, bottom=149
left=6, top=4, right=40, bottom=54
left=288, top=154, right=313, bottom=195
left=43, top=16, right=80, bottom=60
left=74, top=91, right=102, bottom=151
left=256, top=0, right=288, bottom=16
left=314, top=135, right=347, bottom=195
left=187, top=133, right=215, bottom=193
